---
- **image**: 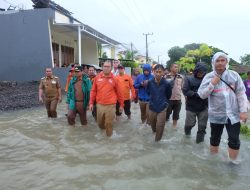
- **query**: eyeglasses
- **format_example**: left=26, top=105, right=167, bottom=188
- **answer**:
left=216, top=59, right=226, bottom=63
left=103, top=65, right=111, bottom=68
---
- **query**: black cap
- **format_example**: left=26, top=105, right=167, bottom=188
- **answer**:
left=118, top=65, right=124, bottom=69
left=74, top=66, right=83, bottom=72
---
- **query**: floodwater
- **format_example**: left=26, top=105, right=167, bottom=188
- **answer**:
left=0, top=99, right=250, bottom=190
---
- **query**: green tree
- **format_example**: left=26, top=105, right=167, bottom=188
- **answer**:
left=176, top=57, right=196, bottom=73
left=97, top=42, right=103, bottom=58
left=167, top=46, right=186, bottom=66
left=118, top=50, right=139, bottom=71
left=240, top=54, right=250, bottom=65
left=184, top=43, right=201, bottom=51
left=102, top=52, right=108, bottom=59
left=186, top=43, right=213, bottom=62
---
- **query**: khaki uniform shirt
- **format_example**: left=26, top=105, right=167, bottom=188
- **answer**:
left=39, top=76, right=61, bottom=100
left=166, top=74, right=183, bottom=100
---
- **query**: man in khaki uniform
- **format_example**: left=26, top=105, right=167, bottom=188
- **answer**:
left=39, top=68, right=62, bottom=118
left=165, top=63, right=184, bottom=128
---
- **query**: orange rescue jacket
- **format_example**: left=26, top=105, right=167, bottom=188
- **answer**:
left=116, top=74, right=136, bottom=100
left=90, top=72, right=124, bottom=107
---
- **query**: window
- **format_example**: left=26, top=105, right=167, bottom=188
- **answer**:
left=61, top=45, right=74, bottom=67
left=52, top=42, right=59, bottom=67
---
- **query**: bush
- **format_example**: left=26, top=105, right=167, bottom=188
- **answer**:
left=240, top=124, right=250, bottom=138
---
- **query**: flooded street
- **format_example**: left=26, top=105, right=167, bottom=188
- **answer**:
left=0, top=99, right=250, bottom=190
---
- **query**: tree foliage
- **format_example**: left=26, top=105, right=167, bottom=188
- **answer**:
left=176, top=57, right=196, bottom=73
left=186, top=43, right=213, bottom=62
left=184, top=43, right=201, bottom=51
left=97, top=43, right=103, bottom=58
left=167, top=46, right=186, bottom=66
left=102, top=52, right=108, bottom=59
left=240, top=54, right=250, bottom=65
left=118, top=50, right=139, bottom=70
left=166, top=43, right=241, bottom=73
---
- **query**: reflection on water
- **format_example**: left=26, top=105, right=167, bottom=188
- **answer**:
left=0, top=100, right=250, bottom=190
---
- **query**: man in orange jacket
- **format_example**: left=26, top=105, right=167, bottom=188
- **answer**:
left=89, top=60, right=124, bottom=136
left=115, top=65, right=136, bottom=119
left=65, top=65, right=75, bottom=92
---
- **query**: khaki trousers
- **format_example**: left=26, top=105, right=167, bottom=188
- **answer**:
left=67, top=102, right=87, bottom=125
left=45, top=99, right=58, bottom=118
left=149, top=109, right=167, bottom=141
left=96, top=104, right=116, bottom=137
left=139, top=100, right=149, bottom=124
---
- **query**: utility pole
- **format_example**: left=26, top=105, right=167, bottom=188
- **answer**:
left=131, top=42, right=134, bottom=60
left=143, top=32, right=153, bottom=62
left=157, top=55, right=162, bottom=64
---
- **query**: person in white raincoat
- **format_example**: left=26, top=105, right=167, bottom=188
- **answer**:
left=198, top=52, right=248, bottom=161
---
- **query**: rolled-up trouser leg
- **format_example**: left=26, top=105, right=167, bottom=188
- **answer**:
left=139, top=101, right=147, bottom=123
left=50, top=99, right=58, bottom=118
left=96, top=104, right=106, bottom=130
left=45, top=100, right=52, bottom=117
left=149, top=109, right=157, bottom=132
left=92, top=102, right=97, bottom=120
left=76, top=102, right=87, bottom=125
left=67, top=109, right=76, bottom=125
left=116, top=102, right=122, bottom=116
left=124, top=100, right=131, bottom=116
left=104, top=104, right=116, bottom=137
left=210, top=123, right=224, bottom=146
left=155, top=110, right=166, bottom=141
left=172, top=100, right=182, bottom=121
left=225, top=120, right=240, bottom=150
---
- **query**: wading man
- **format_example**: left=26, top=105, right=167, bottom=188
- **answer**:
left=89, top=60, right=124, bottom=136
left=66, top=66, right=92, bottom=126
left=39, top=68, right=62, bottom=118
left=198, top=52, right=248, bottom=162
left=147, top=64, right=172, bottom=141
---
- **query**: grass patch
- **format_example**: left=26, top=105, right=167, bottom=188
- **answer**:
left=240, top=123, right=250, bottom=138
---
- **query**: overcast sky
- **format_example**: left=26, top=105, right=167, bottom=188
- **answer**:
left=1, top=0, right=250, bottom=63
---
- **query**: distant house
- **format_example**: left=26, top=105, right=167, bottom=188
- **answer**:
left=0, top=2, right=120, bottom=86
left=135, top=55, right=153, bottom=66
left=230, top=64, right=250, bottom=74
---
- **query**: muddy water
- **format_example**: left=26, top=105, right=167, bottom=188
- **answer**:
left=0, top=101, right=250, bottom=190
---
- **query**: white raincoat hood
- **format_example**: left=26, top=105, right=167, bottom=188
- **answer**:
left=211, top=52, right=230, bottom=71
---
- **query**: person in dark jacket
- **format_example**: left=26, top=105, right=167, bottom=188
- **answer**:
left=182, top=62, right=208, bottom=143
left=148, top=64, right=172, bottom=141
left=134, top=64, right=154, bottom=125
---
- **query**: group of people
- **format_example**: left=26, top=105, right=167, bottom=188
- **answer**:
left=39, top=52, right=249, bottom=162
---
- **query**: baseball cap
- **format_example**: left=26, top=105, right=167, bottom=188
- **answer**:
left=118, top=65, right=124, bottom=69
left=74, top=66, right=83, bottom=72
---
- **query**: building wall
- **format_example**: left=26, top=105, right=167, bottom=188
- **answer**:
left=0, top=8, right=55, bottom=82
left=81, top=36, right=98, bottom=65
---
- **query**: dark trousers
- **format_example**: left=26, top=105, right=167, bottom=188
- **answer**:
left=184, top=109, right=208, bottom=135
left=67, top=102, right=87, bottom=125
left=166, top=100, right=182, bottom=120
left=92, top=102, right=97, bottom=120
left=116, top=100, right=131, bottom=116
left=45, top=99, right=58, bottom=118
left=210, top=119, right=240, bottom=150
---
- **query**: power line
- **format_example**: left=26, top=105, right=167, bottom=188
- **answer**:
left=110, top=0, right=139, bottom=27
left=131, top=0, right=149, bottom=30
